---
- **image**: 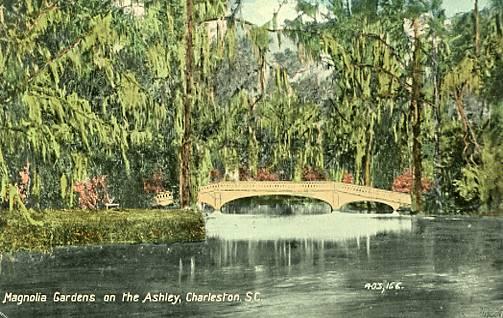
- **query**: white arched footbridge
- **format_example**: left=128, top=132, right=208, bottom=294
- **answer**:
left=198, top=181, right=411, bottom=212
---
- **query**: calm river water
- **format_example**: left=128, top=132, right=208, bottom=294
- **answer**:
left=0, top=211, right=502, bottom=318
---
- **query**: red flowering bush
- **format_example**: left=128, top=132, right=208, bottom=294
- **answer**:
left=342, top=172, right=353, bottom=184
left=392, top=169, right=432, bottom=193
left=74, top=175, right=112, bottom=209
left=302, top=166, right=326, bottom=181
left=17, top=162, right=31, bottom=202
left=254, top=168, right=279, bottom=181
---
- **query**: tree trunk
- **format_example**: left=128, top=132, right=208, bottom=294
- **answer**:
left=180, top=0, right=194, bottom=208
left=346, top=0, right=352, bottom=16
left=454, top=88, right=481, bottom=157
left=432, top=37, right=443, bottom=214
left=410, top=19, right=423, bottom=213
left=364, top=127, right=373, bottom=213
left=474, top=0, right=480, bottom=58
left=364, top=126, right=373, bottom=187
left=248, top=123, right=258, bottom=177
left=247, top=97, right=260, bottom=178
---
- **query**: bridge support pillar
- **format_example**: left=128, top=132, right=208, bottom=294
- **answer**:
left=390, top=203, right=400, bottom=214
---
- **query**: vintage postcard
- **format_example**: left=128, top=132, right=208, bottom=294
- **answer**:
left=0, top=0, right=502, bottom=317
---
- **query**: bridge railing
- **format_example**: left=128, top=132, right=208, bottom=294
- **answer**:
left=332, top=183, right=408, bottom=196
left=333, top=183, right=410, bottom=204
left=199, top=181, right=335, bottom=192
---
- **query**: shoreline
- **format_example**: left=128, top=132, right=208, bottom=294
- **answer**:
left=0, top=209, right=206, bottom=254
left=2, top=208, right=501, bottom=253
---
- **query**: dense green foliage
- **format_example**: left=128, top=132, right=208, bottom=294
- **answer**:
left=0, top=209, right=205, bottom=252
left=0, top=0, right=501, bottom=215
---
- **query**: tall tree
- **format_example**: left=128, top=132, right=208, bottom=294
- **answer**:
left=410, top=17, right=424, bottom=212
left=282, top=0, right=434, bottom=211
left=180, top=0, right=194, bottom=208
left=0, top=0, right=171, bottom=210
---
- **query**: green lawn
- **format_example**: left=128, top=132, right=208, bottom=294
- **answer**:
left=0, top=209, right=205, bottom=253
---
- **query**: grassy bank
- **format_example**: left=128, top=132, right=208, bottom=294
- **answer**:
left=0, top=209, right=205, bottom=253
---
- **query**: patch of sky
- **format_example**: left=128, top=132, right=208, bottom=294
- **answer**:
left=240, top=0, right=490, bottom=24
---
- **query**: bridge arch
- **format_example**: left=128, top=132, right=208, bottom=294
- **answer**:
left=199, top=192, right=336, bottom=211
left=338, top=199, right=400, bottom=212
left=220, top=194, right=334, bottom=212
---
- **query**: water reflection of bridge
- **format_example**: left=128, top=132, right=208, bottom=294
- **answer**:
left=198, top=181, right=411, bottom=212
left=205, top=214, right=412, bottom=241
left=179, top=214, right=412, bottom=284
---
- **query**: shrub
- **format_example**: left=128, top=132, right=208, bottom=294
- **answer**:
left=342, top=171, right=353, bottom=184
left=302, top=166, right=326, bottom=181
left=73, top=176, right=112, bottom=209
left=254, top=168, right=279, bottom=181
left=392, top=169, right=431, bottom=193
